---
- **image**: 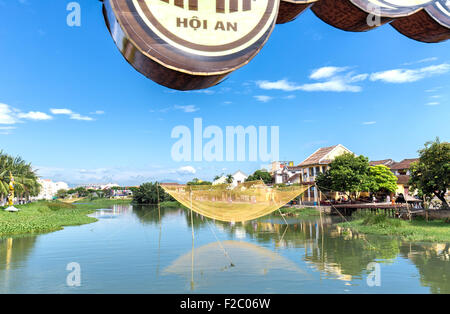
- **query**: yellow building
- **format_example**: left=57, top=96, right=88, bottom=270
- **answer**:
left=297, top=144, right=353, bottom=205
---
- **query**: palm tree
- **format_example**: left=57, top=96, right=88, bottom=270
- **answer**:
left=0, top=150, right=40, bottom=204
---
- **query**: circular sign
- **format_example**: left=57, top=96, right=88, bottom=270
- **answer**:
left=103, top=0, right=280, bottom=90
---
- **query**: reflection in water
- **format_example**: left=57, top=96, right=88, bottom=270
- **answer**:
left=0, top=236, right=37, bottom=293
left=400, top=243, right=450, bottom=293
left=0, top=204, right=449, bottom=293
left=164, top=240, right=310, bottom=291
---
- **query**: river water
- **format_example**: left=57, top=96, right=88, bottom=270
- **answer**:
left=1, top=204, right=449, bottom=293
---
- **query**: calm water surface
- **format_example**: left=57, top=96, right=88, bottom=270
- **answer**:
left=1, top=204, right=449, bottom=293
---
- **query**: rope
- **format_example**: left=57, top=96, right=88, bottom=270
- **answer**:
left=206, top=218, right=235, bottom=267
left=277, top=207, right=289, bottom=227
left=315, top=184, right=376, bottom=250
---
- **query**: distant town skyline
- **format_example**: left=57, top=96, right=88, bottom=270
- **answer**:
left=0, top=0, right=449, bottom=185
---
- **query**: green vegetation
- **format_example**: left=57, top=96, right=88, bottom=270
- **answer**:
left=316, top=153, right=398, bottom=200
left=72, top=198, right=131, bottom=209
left=410, top=138, right=449, bottom=208
left=0, top=201, right=98, bottom=237
left=187, top=178, right=212, bottom=185
left=277, top=207, right=321, bottom=217
left=0, top=151, right=40, bottom=203
left=340, top=213, right=450, bottom=242
left=367, top=165, right=398, bottom=195
left=132, top=182, right=175, bottom=204
left=246, top=170, right=273, bottom=184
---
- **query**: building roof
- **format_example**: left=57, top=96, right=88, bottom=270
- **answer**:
left=396, top=175, right=411, bottom=185
left=369, top=159, right=395, bottom=166
left=233, top=170, right=248, bottom=177
left=298, top=144, right=351, bottom=167
left=287, top=173, right=301, bottom=183
left=285, top=166, right=302, bottom=171
left=390, top=158, right=419, bottom=170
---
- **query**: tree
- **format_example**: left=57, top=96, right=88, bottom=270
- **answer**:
left=316, top=153, right=370, bottom=201
left=187, top=178, right=212, bottom=186
left=74, top=187, right=88, bottom=197
left=246, top=170, right=273, bottom=184
left=226, top=174, right=233, bottom=184
left=213, top=175, right=222, bottom=181
left=132, top=182, right=174, bottom=204
left=0, top=150, right=40, bottom=203
left=409, top=138, right=449, bottom=208
left=366, top=165, right=398, bottom=195
left=56, top=189, right=68, bottom=199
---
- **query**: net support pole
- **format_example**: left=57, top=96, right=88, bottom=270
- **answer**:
left=189, top=189, right=195, bottom=290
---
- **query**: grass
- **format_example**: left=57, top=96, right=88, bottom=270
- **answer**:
left=0, top=198, right=131, bottom=237
left=277, top=207, right=321, bottom=217
left=339, top=213, right=450, bottom=242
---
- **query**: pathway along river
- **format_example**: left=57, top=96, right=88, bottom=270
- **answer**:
left=1, top=204, right=449, bottom=293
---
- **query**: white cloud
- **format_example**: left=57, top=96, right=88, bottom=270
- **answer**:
left=70, top=113, right=94, bottom=121
left=298, top=79, right=363, bottom=92
left=50, top=108, right=94, bottom=121
left=176, top=166, right=196, bottom=175
left=254, top=95, right=273, bottom=102
left=35, top=165, right=199, bottom=185
left=92, top=110, right=105, bottom=115
left=17, top=111, right=53, bottom=120
left=426, top=102, right=440, bottom=106
left=257, top=66, right=367, bottom=93
left=402, top=57, right=438, bottom=66
left=0, top=126, right=16, bottom=135
left=50, top=108, right=72, bottom=115
left=257, top=80, right=299, bottom=91
left=1, top=103, right=52, bottom=125
left=174, top=105, right=199, bottom=113
left=0, top=103, right=18, bottom=124
left=258, top=77, right=363, bottom=93
left=370, top=63, right=450, bottom=83
left=309, top=66, right=348, bottom=80
left=362, top=121, right=376, bottom=125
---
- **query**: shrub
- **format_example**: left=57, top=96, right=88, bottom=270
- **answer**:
left=46, top=201, right=76, bottom=211
left=362, top=213, right=401, bottom=227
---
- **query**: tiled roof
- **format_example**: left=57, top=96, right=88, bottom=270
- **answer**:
left=298, top=145, right=338, bottom=167
left=285, top=166, right=302, bottom=171
left=396, top=175, right=411, bottom=185
left=369, top=159, right=395, bottom=166
left=390, top=158, right=419, bottom=170
left=287, top=173, right=301, bottom=183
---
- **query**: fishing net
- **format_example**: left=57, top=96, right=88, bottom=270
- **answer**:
left=161, top=181, right=309, bottom=222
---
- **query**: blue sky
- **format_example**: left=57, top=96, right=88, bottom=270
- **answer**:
left=0, top=0, right=449, bottom=186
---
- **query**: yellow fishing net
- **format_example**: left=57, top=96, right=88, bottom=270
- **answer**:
left=161, top=181, right=309, bottom=223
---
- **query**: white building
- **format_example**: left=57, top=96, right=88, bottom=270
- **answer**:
left=36, top=179, right=69, bottom=200
left=78, top=183, right=120, bottom=190
left=213, top=170, right=248, bottom=188
left=273, top=165, right=302, bottom=185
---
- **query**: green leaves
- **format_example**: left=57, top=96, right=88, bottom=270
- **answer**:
left=132, top=182, right=174, bottom=204
left=409, top=138, right=450, bottom=207
left=0, top=150, right=40, bottom=200
left=366, top=165, right=398, bottom=194
left=317, top=153, right=398, bottom=198
left=246, top=170, right=272, bottom=184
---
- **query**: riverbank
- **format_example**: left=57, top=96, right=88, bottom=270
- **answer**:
left=339, top=213, right=450, bottom=242
left=277, top=206, right=321, bottom=218
left=0, top=199, right=132, bottom=237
